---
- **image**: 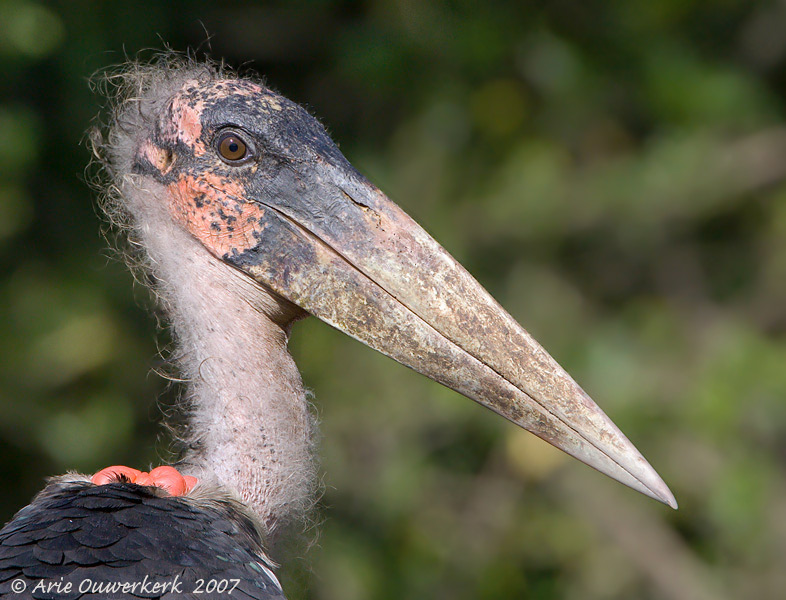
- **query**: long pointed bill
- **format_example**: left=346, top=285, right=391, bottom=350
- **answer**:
left=225, top=161, right=677, bottom=509
left=128, top=76, right=675, bottom=508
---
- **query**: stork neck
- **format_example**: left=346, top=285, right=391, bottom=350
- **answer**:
left=136, top=209, right=315, bottom=535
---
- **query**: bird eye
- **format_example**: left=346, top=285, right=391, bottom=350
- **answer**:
left=215, top=130, right=252, bottom=164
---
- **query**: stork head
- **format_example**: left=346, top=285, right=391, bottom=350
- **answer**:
left=99, top=59, right=676, bottom=509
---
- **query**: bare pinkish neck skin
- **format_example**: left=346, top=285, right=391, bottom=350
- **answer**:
left=117, top=172, right=316, bottom=531
left=92, top=465, right=197, bottom=497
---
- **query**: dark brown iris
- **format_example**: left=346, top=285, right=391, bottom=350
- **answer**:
left=216, top=131, right=250, bottom=163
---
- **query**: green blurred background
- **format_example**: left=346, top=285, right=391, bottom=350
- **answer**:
left=1, top=1, right=785, bottom=598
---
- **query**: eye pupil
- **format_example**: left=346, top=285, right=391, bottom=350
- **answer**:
left=217, top=132, right=250, bottom=163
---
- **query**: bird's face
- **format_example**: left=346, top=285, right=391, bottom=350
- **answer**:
left=127, top=75, right=675, bottom=508
left=132, top=78, right=343, bottom=261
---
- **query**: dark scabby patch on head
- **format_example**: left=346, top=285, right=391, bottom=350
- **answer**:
left=217, top=208, right=237, bottom=224
left=223, top=212, right=319, bottom=278
left=193, top=192, right=207, bottom=208
left=225, top=246, right=260, bottom=269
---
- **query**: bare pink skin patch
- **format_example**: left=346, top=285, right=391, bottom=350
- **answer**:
left=159, top=80, right=207, bottom=157
left=167, top=170, right=266, bottom=257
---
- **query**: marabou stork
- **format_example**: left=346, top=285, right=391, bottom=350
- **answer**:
left=0, top=58, right=676, bottom=599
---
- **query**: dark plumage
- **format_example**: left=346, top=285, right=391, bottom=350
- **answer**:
left=0, top=479, right=283, bottom=599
